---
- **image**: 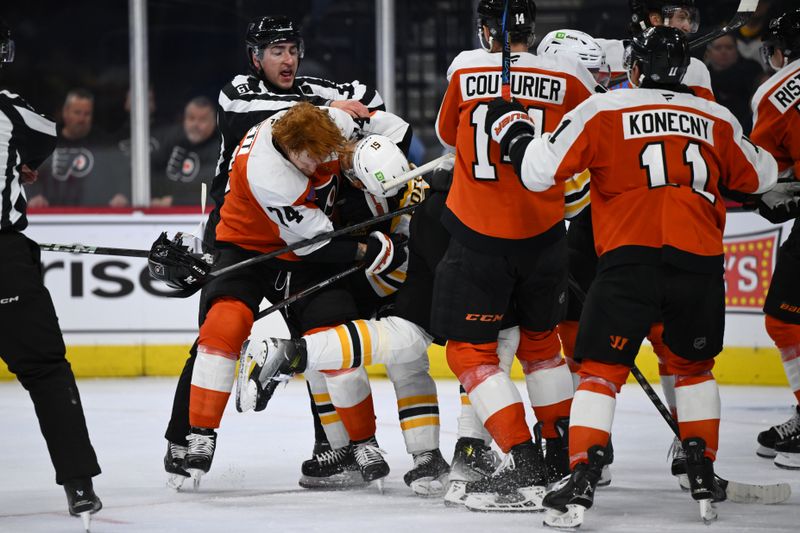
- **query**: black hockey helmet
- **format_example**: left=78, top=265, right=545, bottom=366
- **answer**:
left=0, top=20, right=14, bottom=66
left=245, top=16, right=304, bottom=76
left=761, top=9, right=800, bottom=68
left=477, top=0, right=536, bottom=51
left=629, top=0, right=699, bottom=36
left=624, top=26, right=690, bottom=86
left=148, top=232, right=215, bottom=290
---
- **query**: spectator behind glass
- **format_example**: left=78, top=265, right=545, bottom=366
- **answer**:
left=705, top=34, right=767, bottom=134
left=26, top=89, right=116, bottom=207
left=150, top=96, right=220, bottom=207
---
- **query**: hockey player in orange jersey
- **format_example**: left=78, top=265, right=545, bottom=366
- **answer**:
left=429, top=0, right=603, bottom=512
left=749, top=7, right=800, bottom=469
left=487, top=26, right=780, bottom=526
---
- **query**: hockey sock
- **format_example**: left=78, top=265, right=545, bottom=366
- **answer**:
left=387, top=359, right=440, bottom=454
left=457, top=385, right=492, bottom=443
left=518, top=329, right=573, bottom=439
left=557, top=320, right=581, bottom=390
left=305, top=369, right=350, bottom=449
left=324, top=366, right=376, bottom=442
left=675, top=372, right=720, bottom=461
left=190, top=298, right=253, bottom=428
left=765, top=315, right=800, bottom=404
left=649, top=323, right=678, bottom=419
left=447, top=340, right=530, bottom=453
left=569, top=360, right=628, bottom=468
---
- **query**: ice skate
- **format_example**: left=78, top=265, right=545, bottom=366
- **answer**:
left=683, top=437, right=725, bottom=523
left=352, top=436, right=390, bottom=491
left=444, top=437, right=501, bottom=506
left=774, top=431, right=800, bottom=470
left=64, top=477, right=102, bottom=532
left=668, top=436, right=690, bottom=490
left=756, top=405, right=800, bottom=458
left=542, top=445, right=605, bottom=529
left=403, top=449, right=450, bottom=497
left=236, top=337, right=307, bottom=413
left=299, top=442, right=366, bottom=489
left=537, top=419, right=569, bottom=485
left=164, top=441, right=190, bottom=490
left=464, top=440, right=547, bottom=513
left=184, top=427, right=217, bottom=490
left=597, top=437, right=613, bottom=487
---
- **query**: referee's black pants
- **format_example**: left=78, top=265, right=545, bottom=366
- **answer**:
left=0, top=232, right=101, bottom=484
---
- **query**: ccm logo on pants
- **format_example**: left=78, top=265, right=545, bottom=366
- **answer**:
left=0, top=296, right=20, bottom=305
left=465, top=314, right=504, bottom=322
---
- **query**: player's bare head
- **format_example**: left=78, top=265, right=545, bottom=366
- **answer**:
left=0, top=20, right=14, bottom=68
left=761, top=8, right=800, bottom=70
left=624, top=26, right=690, bottom=88
left=272, top=102, right=349, bottom=175
left=477, top=0, right=536, bottom=52
left=245, top=16, right=304, bottom=89
left=629, top=1, right=699, bottom=36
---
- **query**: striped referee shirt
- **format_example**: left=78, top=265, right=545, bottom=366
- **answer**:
left=211, top=75, right=384, bottom=207
left=0, top=90, right=57, bottom=232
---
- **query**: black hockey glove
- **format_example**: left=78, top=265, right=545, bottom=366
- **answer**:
left=757, top=181, right=800, bottom=224
left=363, top=231, right=408, bottom=276
left=148, top=232, right=215, bottom=290
left=484, top=97, right=536, bottom=160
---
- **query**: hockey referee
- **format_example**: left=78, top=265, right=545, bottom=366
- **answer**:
left=0, top=21, right=102, bottom=529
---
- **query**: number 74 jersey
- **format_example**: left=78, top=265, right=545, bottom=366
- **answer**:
left=435, top=49, right=598, bottom=248
left=518, top=88, right=778, bottom=270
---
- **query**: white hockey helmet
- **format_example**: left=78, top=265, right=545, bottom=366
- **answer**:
left=537, top=29, right=611, bottom=87
left=347, top=134, right=410, bottom=198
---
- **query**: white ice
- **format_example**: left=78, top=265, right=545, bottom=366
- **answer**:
left=1, top=377, right=798, bottom=533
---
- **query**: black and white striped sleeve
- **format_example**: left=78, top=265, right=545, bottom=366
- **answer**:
left=298, top=76, right=385, bottom=111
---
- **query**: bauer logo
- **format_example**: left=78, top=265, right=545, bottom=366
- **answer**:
left=723, top=228, right=781, bottom=314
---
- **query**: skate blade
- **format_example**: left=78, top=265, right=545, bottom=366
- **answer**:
left=298, top=471, right=369, bottom=490
left=543, top=504, right=585, bottom=530
left=235, top=348, right=257, bottom=413
left=596, top=465, right=611, bottom=487
left=375, top=478, right=385, bottom=494
left=756, top=445, right=777, bottom=459
left=677, top=473, right=690, bottom=491
left=186, top=469, right=204, bottom=491
left=773, top=453, right=800, bottom=470
left=409, top=473, right=449, bottom=497
left=443, top=480, right=468, bottom=507
left=79, top=510, right=91, bottom=532
left=464, top=486, right=546, bottom=513
left=699, top=499, right=718, bottom=523
left=167, top=473, right=188, bottom=491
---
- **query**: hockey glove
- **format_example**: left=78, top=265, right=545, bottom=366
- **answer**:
left=484, top=97, right=536, bottom=159
left=757, top=181, right=800, bottom=224
left=363, top=231, right=408, bottom=276
left=148, top=232, right=215, bottom=290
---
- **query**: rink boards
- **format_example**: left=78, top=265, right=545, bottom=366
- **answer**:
left=0, top=211, right=793, bottom=385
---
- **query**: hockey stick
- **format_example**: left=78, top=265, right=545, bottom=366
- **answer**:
left=167, top=201, right=422, bottom=298
left=253, top=264, right=364, bottom=321
left=688, top=0, right=759, bottom=50
left=501, top=0, right=512, bottom=101
left=379, top=153, right=454, bottom=193
left=566, top=277, right=792, bottom=504
left=39, top=242, right=149, bottom=258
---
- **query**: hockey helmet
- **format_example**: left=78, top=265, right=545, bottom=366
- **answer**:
left=761, top=9, right=800, bottom=70
left=0, top=21, right=14, bottom=66
left=624, top=26, right=690, bottom=86
left=148, top=232, right=215, bottom=290
left=477, top=0, right=537, bottom=51
left=346, top=134, right=410, bottom=198
left=537, top=29, right=610, bottom=86
left=629, top=1, right=699, bottom=36
left=245, top=16, right=304, bottom=75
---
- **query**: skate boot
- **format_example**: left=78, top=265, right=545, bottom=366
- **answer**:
left=597, top=437, right=613, bottom=487
left=299, top=441, right=366, bottom=489
left=403, top=448, right=451, bottom=497
left=668, top=436, right=690, bottom=490
left=184, top=427, right=217, bottom=490
left=757, top=405, right=800, bottom=458
left=774, top=431, right=800, bottom=470
left=464, top=440, right=548, bottom=512
left=683, top=437, right=724, bottom=523
left=444, top=437, right=501, bottom=506
left=536, top=418, right=569, bottom=485
left=352, top=436, right=390, bottom=491
left=64, top=477, right=102, bottom=532
left=164, top=441, right=190, bottom=490
left=542, top=445, right=605, bottom=529
left=236, top=337, right=307, bottom=413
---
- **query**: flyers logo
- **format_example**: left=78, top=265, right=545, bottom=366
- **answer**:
left=465, top=314, right=504, bottom=322
left=610, top=335, right=629, bottom=351
left=723, top=228, right=781, bottom=313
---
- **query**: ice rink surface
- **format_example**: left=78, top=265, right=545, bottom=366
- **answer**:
left=1, top=377, right=798, bottom=533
